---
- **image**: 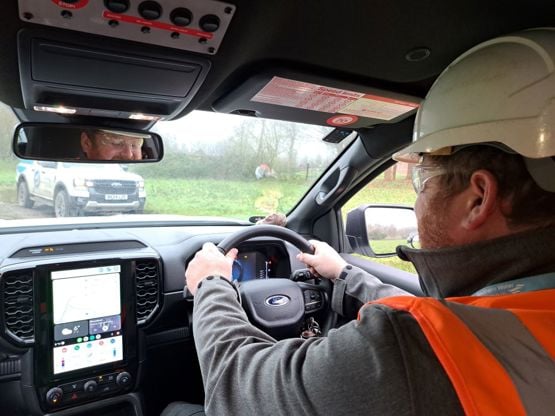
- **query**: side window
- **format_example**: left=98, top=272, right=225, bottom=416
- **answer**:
left=342, top=162, right=417, bottom=273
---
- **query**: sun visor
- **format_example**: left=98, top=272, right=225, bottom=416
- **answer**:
left=18, top=29, right=210, bottom=120
left=213, top=69, right=422, bottom=129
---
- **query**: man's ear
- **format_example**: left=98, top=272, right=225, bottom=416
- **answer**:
left=80, top=132, right=92, bottom=152
left=461, top=170, right=500, bottom=230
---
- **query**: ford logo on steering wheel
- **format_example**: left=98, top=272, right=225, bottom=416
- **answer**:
left=265, top=294, right=290, bottom=307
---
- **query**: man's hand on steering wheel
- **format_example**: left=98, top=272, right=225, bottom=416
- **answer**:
left=186, top=242, right=238, bottom=295
left=297, top=240, right=347, bottom=281
left=186, top=228, right=335, bottom=338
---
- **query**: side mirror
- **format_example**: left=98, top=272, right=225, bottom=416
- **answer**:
left=13, top=123, right=163, bottom=163
left=346, top=204, right=418, bottom=257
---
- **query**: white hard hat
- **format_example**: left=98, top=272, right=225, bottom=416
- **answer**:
left=98, top=129, right=149, bottom=140
left=393, top=28, right=555, bottom=165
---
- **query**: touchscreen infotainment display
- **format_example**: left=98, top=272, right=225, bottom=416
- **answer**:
left=50, top=265, right=124, bottom=375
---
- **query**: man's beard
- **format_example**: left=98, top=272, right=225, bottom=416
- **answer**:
left=417, top=193, right=457, bottom=250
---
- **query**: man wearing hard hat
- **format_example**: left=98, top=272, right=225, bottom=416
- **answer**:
left=167, top=28, right=555, bottom=416
left=80, top=129, right=147, bottom=161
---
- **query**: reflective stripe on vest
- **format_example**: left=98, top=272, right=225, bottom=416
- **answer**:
left=368, top=289, right=555, bottom=416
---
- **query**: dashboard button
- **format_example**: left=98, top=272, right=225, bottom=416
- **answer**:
left=62, top=390, right=88, bottom=404
left=98, top=373, right=117, bottom=384
left=116, top=371, right=132, bottom=387
left=60, top=380, right=84, bottom=393
left=83, top=380, right=98, bottom=392
left=46, top=387, right=63, bottom=406
left=99, top=382, right=118, bottom=394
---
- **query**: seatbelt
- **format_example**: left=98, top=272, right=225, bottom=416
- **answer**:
left=472, top=272, right=555, bottom=296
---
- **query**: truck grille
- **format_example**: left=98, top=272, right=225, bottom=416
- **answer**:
left=92, top=180, right=137, bottom=195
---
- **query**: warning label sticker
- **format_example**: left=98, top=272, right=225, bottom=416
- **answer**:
left=251, top=77, right=419, bottom=121
left=252, top=77, right=364, bottom=114
left=339, top=94, right=419, bottom=121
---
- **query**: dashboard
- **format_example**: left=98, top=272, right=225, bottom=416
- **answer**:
left=0, top=222, right=306, bottom=416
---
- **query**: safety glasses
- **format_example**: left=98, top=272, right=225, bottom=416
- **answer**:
left=411, top=165, right=448, bottom=194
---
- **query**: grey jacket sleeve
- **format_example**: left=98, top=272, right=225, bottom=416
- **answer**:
left=331, top=265, right=413, bottom=318
left=192, top=278, right=417, bottom=416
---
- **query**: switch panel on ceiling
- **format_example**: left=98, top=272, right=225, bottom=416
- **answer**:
left=18, top=0, right=236, bottom=55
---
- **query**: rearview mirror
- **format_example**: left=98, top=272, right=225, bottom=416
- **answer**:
left=346, top=204, right=418, bottom=257
left=13, top=124, right=163, bottom=162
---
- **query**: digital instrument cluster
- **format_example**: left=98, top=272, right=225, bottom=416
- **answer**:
left=231, top=244, right=291, bottom=282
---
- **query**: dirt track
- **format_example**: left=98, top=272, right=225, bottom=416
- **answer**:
left=0, top=201, right=53, bottom=220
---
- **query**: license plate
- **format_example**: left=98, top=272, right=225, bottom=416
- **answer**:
left=105, top=194, right=128, bottom=200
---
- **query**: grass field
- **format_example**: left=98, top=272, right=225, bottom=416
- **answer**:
left=142, top=177, right=307, bottom=217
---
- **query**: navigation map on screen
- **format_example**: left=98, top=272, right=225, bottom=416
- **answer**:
left=51, top=265, right=124, bottom=374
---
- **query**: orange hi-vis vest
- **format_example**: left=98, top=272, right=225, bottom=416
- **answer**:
left=369, top=289, right=555, bottom=416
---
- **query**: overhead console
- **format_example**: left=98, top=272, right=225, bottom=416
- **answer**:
left=17, top=27, right=211, bottom=121
left=18, top=0, right=236, bottom=55
left=15, top=0, right=238, bottom=121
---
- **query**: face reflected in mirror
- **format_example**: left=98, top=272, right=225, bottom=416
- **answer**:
left=13, top=124, right=162, bottom=163
left=80, top=130, right=144, bottom=161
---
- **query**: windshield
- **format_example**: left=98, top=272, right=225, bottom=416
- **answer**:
left=3, top=105, right=355, bottom=221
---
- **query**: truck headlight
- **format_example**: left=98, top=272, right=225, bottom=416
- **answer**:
left=137, top=180, right=145, bottom=190
left=73, top=178, right=94, bottom=188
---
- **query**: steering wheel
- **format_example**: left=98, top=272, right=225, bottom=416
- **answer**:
left=216, top=225, right=332, bottom=340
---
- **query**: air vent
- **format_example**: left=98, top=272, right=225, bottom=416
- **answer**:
left=2, top=270, right=34, bottom=344
left=135, top=259, right=161, bottom=325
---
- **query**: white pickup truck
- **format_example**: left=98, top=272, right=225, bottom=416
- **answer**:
left=16, top=160, right=146, bottom=217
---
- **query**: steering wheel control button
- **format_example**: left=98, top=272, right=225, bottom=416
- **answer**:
left=116, top=371, right=132, bottom=387
left=83, top=380, right=98, bottom=393
left=291, top=268, right=313, bottom=282
left=138, top=1, right=162, bottom=20
left=304, top=290, right=322, bottom=311
left=104, top=0, right=130, bottom=14
left=46, top=387, right=64, bottom=405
